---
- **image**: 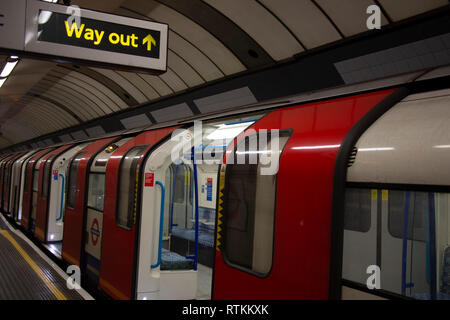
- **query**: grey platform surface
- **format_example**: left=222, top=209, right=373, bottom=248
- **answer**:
left=0, top=218, right=84, bottom=300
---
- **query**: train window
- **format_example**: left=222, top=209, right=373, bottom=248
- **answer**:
left=87, top=173, right=106, bottom=212
left=24, top=162, right=31, bottom=190
left=67, top=151, right=86, bottom=209
left=41, top=155, right=56, bottom=199
left=343, top=189, right=450, bottom=300
left=221, top=130, right=291, bottom=276
left=388, top=190, right=427, bottom=242
left=32, top=168, right=39, bottom=192
left=173, top=165, right=185, bottom=204
left=116, top=145, right=147, bottom=230
left=344, top=188, right=371, bottom=232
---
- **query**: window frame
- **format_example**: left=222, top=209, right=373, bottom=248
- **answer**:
left=86, top=172, right=106, bottom=213
left=115, top=145, right=148, bottom=230
left=32, top=168, right=40, bottom=192
left=66, top=151, right=87, bottom=210
left=343, top=187, right=372, bottom=233
left=387, top=190, right=428, bottom=243
left=24, top=161, right=32, bottom=191
left=41, top=155, right=56, bottom=200
left=219, top=129, right=292, bottom=278
left=341, top=182, right=447, bottom=300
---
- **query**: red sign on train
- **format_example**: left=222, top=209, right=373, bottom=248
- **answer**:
left=145, top=173, right=154, bottom=187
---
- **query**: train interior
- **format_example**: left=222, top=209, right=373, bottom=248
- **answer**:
left=342, top=88, right=450, bottom=300
left=136, top=115, right=263, bottom=300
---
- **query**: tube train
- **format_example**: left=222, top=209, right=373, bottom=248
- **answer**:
left=0, top=69, right=449, bottom=300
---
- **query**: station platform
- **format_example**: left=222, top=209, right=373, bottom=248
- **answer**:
left=0, top=215, right=92, bottom=300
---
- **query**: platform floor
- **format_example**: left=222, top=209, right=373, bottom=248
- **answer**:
left=0, top=215, right=90, bottom=300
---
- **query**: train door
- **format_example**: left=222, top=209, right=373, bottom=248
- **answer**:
left=21, top=149, right=53, bottom=231
left=30, top=157, right=46, bottom=233
left=99, top=127, right=179, bottom=300
left=82, top=138, right=131, bottom=288
left=62, top=137, right=119, bottom=267
left=18, top=154, right=40, bottom=222
left=0, top=154, right=14, bottom=210
left=136, top=117, right=259, bottom=300
left=10, top=151, right=37, bottom=221
left=3, top=153, right=24, bottom=213
left=44, top=143, right=89, bottom=248
left=35, top=145, right=73, bottom=242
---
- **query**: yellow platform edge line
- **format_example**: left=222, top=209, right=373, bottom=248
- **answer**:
left=0, top=230, right=67, bottom=300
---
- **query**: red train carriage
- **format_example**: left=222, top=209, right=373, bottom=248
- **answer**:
left=2, top=152, right=25, bottom=213
left=9, top=150, right=39, bottom=221
left=99, top=126, right=179, bottom=299
left=213, top=89, right=395, bottom=299
left=62, top=137, right=120, bottom=267
left=21, top=148, right=54, bottom=231
left=0, top=154, right=15, bottom=209
left=34, top=144, right=74, bottom=242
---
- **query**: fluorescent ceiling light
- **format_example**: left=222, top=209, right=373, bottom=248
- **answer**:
left=0, top=60, right=18, bottom=78
left=206, top=122, right=254, bottom=140
left=358, top=147, right=394, bottom=151
left=38, top=10, right=53, bottom=25
left=0, top=78, right=7, bottom=88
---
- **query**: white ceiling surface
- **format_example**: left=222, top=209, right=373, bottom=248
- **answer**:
left=0, top=0, right=447, bottom=149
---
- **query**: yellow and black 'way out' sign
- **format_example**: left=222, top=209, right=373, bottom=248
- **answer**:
left=38, top=11, right=161, bottom=58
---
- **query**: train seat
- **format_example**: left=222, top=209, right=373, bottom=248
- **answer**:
left=441, top=246, right=450, bottom=295
left=413, top=246, right=450, bottom=300
left=160, top=248, right=194, bottom=271
left=171, top=228, right=215, bottom=248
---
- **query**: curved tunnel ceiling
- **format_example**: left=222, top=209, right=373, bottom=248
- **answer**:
left=0, top=0, right=449, bottom=149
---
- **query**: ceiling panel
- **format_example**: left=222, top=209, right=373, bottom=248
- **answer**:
left=138, top=73, right=174, bottom=96
left=167, top=51, right=205, bottom=87
left=21, top=96, right=79, bottom=127
left=29, top=86, right=97, bottom=120
left=17, top=105, right=67, bottom=131
left=317, top=0, right=389, bottom=37
left=123, top=0, right=246, bottom=75
left=159, top=68, right=189, bottom=92
left=52, top=67, right=125, bottom=111
left=35, top=79, right=110, bottom=116
left=0, top=137, right=11, bottom=149
left=117, top=71, right=160, bottom=101
left=2, top=119, right=40, bottom=143
left=115, top=7, right=224, bottom=82
left=259, top=0, right=342, bottom=49
left=204, top=0, right=303, bottom=60
left=92, top=67, right=149, bottom=104
left=379, top=0, right=448, bottom=22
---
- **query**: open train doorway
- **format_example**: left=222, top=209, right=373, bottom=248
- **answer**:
left=136, top=114, right=265, bottom=299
